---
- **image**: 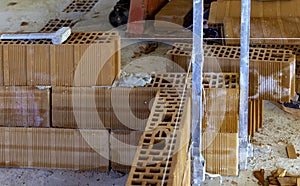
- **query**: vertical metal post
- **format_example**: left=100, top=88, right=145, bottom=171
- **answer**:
left=239, top=0, right=251, bottom=170
left=191, top=0, right=205, bottom=184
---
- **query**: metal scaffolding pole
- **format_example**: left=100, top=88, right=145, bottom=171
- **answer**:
left=239, top=0, right=251, bottom=170
left=191, top=0, right=205, bottom=184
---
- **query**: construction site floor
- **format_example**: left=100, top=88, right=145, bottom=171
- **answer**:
left=0, top=0, right=299, bottom=185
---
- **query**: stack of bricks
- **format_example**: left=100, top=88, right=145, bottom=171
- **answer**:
left=154, top=0, right=193, bottom=31
left=168, top=43, right=296, bottom=102
left=202, top=73, right=239, bottom=176
left=208, top=0, right=300, bottom=93
left=111, top=73, right=192, bottom=173
left=0, top=31, right=120, bottom=86
left=126, top=89, right=191, bottom=186
left=0, top=31, right=122, bottom=170
left=167, top=43, right=296, bottom=175
left=222, top=17, right=300, bottom=94
left=206, top=0, right=300, bottom=137
left=167, top=43, right=192, bottom=72
left=143, top=72, right=239, bottom=176
left=168, top=43, right=296, bottom=137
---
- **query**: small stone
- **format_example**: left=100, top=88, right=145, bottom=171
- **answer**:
left=7, top=2, right=17, bottom=6
left=231, top=180, right=238, bottom=185
left=20, top=22, right=29, bottom=26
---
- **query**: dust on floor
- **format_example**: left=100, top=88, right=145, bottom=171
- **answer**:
left=0, top=0, right=299, bottom=186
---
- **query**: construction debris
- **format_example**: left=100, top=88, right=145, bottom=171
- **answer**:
left=131, top=42, right=158, bottom=58
left=286, top=144, right=298, bottom=159
left=277, top=177, right=297, bottom=186
left=253, top=169, right=265, bottom=185
left=255, top=168, right=300, bottom=186
left=272, top=168, right=287, bottom=178
left=113, top=72, right=152, bottom=88
left=267, top=175, right=279, bottom=185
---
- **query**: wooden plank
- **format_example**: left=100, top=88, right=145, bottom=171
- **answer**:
left=286, top=144, right=298, bottom=159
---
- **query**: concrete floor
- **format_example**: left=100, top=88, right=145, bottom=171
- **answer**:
left=0, top=0, right=299, bottom=185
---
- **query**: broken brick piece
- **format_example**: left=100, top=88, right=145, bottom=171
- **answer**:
left=277, top=177, right=297, bottom=186
left=273, top=168, right=287, bottom=178
left=268, top=176, right=279, bottom=185
left=254, top=170, right=265, bottom=185
left=286, top=144, right=298, bottom=159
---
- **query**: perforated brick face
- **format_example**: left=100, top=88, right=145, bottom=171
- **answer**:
left=145, top=73, right=191, bottom=89
left=40, top=19, right=78, bottom=33
left=0, top=31, right=118, bottom=45
left=127, top=90, right=190, bottom=186
left=66, top=32, right=118, bottom=44
left=171, top=43, right=295, bottom=62
left=202, top=73, right=239, bottom=89
left=0, top=39, right=52, bottom=45
left=63, top=0, right=99, bottom=13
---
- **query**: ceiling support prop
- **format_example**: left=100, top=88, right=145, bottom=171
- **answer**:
left=239, top=0, right=251, bottom=171
left=191, top=0, right=205, bottom=185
